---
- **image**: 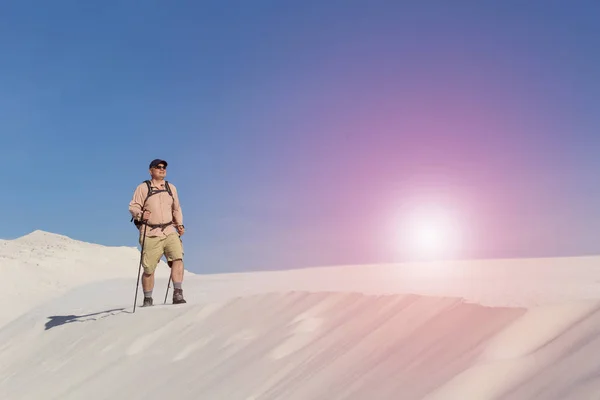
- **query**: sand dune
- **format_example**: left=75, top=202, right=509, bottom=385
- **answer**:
left=0, top=230, right=174, bottom=327
left=1, top=230, right=600, bottom=399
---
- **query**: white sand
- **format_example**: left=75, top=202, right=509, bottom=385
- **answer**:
left=1, top=230, right=600, bottom=399
left=0, top=230, right=176, bottom=326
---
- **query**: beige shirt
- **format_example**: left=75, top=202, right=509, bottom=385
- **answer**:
left=129, top=180, right=183, bottom=237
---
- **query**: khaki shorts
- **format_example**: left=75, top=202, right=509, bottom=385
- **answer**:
left=139, top=232, right=184, bottom=275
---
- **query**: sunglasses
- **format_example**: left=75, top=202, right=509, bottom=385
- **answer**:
left=153, top=165, right=167, bottom=170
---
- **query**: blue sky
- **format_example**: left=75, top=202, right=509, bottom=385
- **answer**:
left=2, top=1, right=600, bottom=274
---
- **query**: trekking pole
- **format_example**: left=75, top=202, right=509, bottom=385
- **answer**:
left=164, top=276, right=172, bottom=304
left=133, top=222, right=148, bottom=313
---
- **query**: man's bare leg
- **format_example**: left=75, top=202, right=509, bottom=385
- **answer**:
left=170, top=259, right=184, bottom=282
left=141, top=272, right=155, bottom=305
left=142, top=272, right=155, bottom=292
left=169, top=259, right=186, bottom=303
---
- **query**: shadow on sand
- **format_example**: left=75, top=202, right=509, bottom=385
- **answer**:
left=45, top=308, right=128, bottom=330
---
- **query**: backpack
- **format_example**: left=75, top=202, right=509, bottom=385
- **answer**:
left=131, top=180, right=174, bottom=228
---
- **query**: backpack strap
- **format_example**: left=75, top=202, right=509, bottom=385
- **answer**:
left=165, top=181, right=173, bottom=197
left=145, top=180, right=173, bottom=200
left=143, top=180, right=152, bottom=204
left=131, top=180, right=174, bottom=227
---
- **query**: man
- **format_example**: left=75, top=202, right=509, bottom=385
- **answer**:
left=129, top=159, right=186, bottom=306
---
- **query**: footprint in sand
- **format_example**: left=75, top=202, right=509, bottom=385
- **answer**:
left=220, top=329, right=258, bottom=357
left=172, top=329, right=257, bottom=361
left=172, top=336, right=213, bottom=361
left=101, top=343, right=116, bottom=353
left=269, top=316, right=323, bottom=360
left=195, top=303, right=222, bottom=321
left=126, top=326, right=170, bottom=356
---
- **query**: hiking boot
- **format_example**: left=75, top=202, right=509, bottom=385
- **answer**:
left=173, top=288, right=186, bottom=304
left=142, top=297, right=153, bottom=307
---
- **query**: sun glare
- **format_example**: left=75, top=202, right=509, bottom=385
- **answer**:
left=414, top=223, right=446, bottom=253
left=395, top=203, right=463, bottom=261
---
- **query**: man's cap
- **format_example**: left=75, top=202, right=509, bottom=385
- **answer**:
left=149, top=159, right=168, bottom=168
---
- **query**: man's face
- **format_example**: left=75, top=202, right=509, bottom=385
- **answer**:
left=150, top=164, right=167, bottom=179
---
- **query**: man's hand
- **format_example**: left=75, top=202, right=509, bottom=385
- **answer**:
left=176, top=225, right=185, bottom=236
left=141, top=210, right=151, bottom=221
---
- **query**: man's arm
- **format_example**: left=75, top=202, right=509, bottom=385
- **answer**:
left=170, top=183, right=184, bottom=226
left=129, top=183, right=147, bottom=221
